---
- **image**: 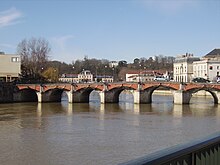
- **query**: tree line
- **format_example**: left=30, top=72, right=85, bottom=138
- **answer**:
left=17, top=37, right=174, bottom=83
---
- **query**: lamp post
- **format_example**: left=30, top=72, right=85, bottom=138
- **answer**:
left=139, top=64, right=141, bottom=83
left=53, top=69, right=57, bottom=82
left=144, top=66, right=146, bottom=82
left=104, top=65, right=107, bottom=82
left=95, top=67, right=98, bottom=82
left=40, top=67, right=44, bottom=84
left=72, top=66, right=74, bottom=83
left=112, top=67, right=114, bottom=82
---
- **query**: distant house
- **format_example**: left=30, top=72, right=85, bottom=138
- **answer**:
left=59, top=74, right=78, bottom=83
left=0, top=52, right=21, bottom=82
left=59, top=70, right=113, bottom=83
left=59, top=70, right=94, bottom=83
left=126, top=70, right=166, bottom=82
left=78, top=70, right=93, bottom=83
left=94, top=75, right=113, bottom=83
left=109, top=61, right=118, bottom=68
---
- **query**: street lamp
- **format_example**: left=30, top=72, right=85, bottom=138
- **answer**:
left=41, top=67, right=44, bottom=84
left=139, top=64, right=141, bottom=83
left=144, top=66, right=146, bottom=82
left=104, top=65, right=107, bottom=82
left=72, top=66, right=74, bottom=83
left=95, top=67, right=98, bottom=82
left=112, top=67, right=114, bottom=82
left=53, top=69, right=57, bottom=82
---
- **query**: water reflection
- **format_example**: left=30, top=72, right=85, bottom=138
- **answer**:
left=1, top=94, right=220, bottom=165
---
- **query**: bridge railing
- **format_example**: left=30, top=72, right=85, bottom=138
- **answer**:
left=120, top=132, right=220, bottom=165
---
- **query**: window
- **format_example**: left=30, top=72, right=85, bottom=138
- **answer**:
left=217, top=66, right=219, bottom=70
left=11, top=57, right=20, bottom=62
left=210, top=66, right=213, bottom=70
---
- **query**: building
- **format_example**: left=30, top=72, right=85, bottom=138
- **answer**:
left=59, top=69, right=114, bottom=83
left=59, top=74, right=78, bottom=83
left=126, top=70, right=165, bottom=82
left=173, top=53, right=200, bottom=83
left=126, top=72, right=139, bottom=82
left=193, top=49, right=220, bottom=82
left=59, top=70, right=93, bottom=83
left=78, top=70, right=93, bottom=83
left=109, top=61, right=118, bottom=68
left=0, top=52, right=21, bottom=82
left=94, top=75, right=114, bottom=83
left=203, top=49, right=220, bottom=59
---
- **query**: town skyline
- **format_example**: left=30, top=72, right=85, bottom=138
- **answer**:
left=0, top=0, right=220, bottom=64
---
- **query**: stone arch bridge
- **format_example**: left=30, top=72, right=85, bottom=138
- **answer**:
left=14, top=82, right=220, bottom=104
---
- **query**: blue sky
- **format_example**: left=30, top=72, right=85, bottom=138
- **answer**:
left=0, top=0, right=219, bottom=64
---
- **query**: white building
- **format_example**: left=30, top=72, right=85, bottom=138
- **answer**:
left=193, top=49, right=220, bottom=82
left=109, top=61, right=118, bottom=68
left=126, top=72, right=138, bottom=82
left=59, top=70, right=94, bottom=83
left=78, top=70, right=93, bottom=83
left=173, top=53, right=200, bottom=83
left=59, top=74, right=78, bottom=83
left=193, top=59, right=220, bottom=82
left=0, top=52, right=21, bottom=82
left=95, top=75, right=113, bottom=83
left=126, top=70, right=159, bottom=82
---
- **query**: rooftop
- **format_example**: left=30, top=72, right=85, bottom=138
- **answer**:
left=203, top=49, right=220, bottom=58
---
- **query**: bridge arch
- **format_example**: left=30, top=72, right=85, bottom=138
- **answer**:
left=105, top=86, right=136, bottom=103
left=141, top=85, right=176, bottom=103
left=187, top=88, right=219, bottom=104
left=73, top=87, right=98, bottom=103
left=43, top=88, right=64, bottom=102
left=14, top=88, right=38, bottom=102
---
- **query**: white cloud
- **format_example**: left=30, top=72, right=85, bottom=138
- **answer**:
left=51, top=35, right=74, bottom=50
left=0, top=7, right=23, bottom=28
left=50, top=35, right=77, bottom=63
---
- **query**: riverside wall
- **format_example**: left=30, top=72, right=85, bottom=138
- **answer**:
left=0, top=82, right=14, bottom=103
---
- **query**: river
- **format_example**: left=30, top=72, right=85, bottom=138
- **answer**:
left=0, top=91, right=220, bottom=165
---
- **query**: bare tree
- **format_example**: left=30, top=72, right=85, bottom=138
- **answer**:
left=17, top=37, right=51, bottom=81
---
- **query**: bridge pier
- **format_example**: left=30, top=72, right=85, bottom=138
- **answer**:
left=97, top=91, right=105, bottom=104
left=66, top=84, right=75, bottom=103
left=36, top=85, right=44, bottom=103
left=133, top=90, right=140, bottom=104
left=213, top=91, right=220, bottom=104
left=133, top=83, right=152, bottom=104
left=37, top=92, right=43, bottom=103
left=173, top=90, right=191, bottom=104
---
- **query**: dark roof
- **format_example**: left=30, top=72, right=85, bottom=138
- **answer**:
left=204, top=49, right=220, bottom=58
left=174, top=57, right=200, bottom=63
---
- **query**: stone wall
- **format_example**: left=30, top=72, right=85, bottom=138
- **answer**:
left=0, top=82, right=14, bottom=103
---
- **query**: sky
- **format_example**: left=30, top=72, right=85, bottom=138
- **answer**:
left=0, top=0, right=220, bottom=64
